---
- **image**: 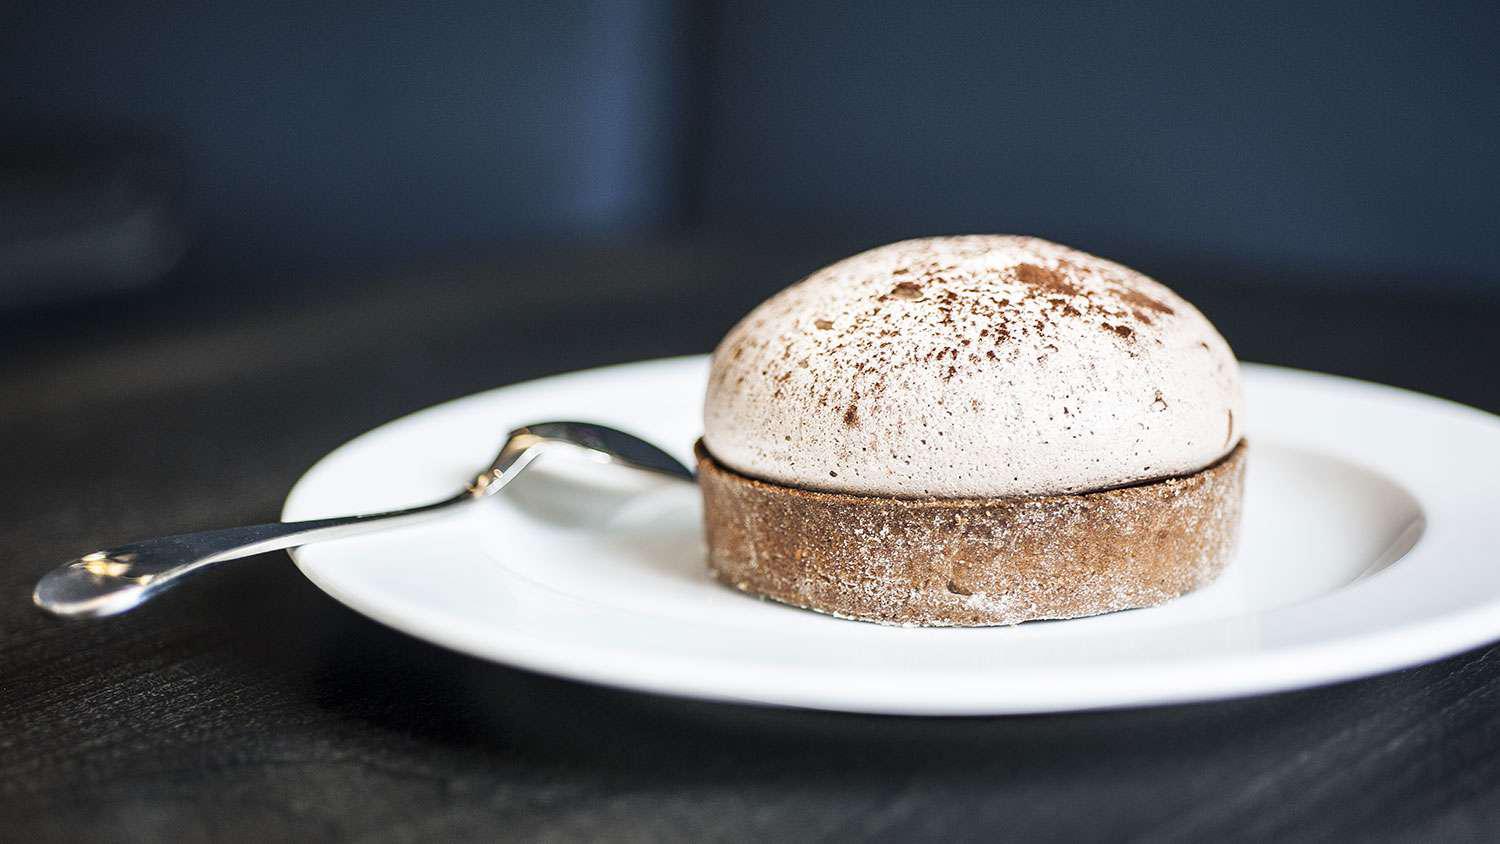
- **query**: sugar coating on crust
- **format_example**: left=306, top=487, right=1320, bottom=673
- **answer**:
left=698, top=441, right=1247, bottom=627
left=704, top=235, right=1243, bottom=497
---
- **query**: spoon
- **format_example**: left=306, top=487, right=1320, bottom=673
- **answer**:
left=34, top=421, right=694, bottom=619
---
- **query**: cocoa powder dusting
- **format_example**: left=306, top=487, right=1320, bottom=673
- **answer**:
left=1015, top=262, right=1079, bottom=296
left=703, top=235, right=1235, bottom=499
left=890, top=281, right=924, bottom=300
left=1113, top=285, right=1175, bottom=316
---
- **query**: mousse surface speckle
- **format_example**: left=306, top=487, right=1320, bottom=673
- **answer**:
left=703, top=235, right=1243, bottom=497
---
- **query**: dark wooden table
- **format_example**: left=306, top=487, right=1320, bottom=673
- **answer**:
left=5, top=240, right=1500, bottom=841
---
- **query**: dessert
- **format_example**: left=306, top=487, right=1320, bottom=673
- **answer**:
left=698, top=235, right=1245, bottom=626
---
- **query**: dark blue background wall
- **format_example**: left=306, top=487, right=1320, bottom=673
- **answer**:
left=698, top=1, right=1500, bottom=288
left=1, top=1, right=1496, bottom=298
left=1, top=2, right=687, bottom=283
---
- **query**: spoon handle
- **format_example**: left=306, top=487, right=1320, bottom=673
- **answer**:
left=33, top=491, right=473, bottom=619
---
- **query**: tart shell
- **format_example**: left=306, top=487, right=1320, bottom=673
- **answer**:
left=696, top=440, right=1247, bottom=626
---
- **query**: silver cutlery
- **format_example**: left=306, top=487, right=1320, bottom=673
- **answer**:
left=33, top=421, right=693, bottom=618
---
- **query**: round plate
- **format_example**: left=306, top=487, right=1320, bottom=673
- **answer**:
left=284, top=357, right=1500, bottom=715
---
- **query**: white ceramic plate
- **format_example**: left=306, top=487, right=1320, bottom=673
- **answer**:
left=284, top=357, right=1500, bottom=715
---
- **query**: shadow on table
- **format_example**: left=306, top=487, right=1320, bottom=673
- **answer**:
left=298, top=575, right=1471, bottom=786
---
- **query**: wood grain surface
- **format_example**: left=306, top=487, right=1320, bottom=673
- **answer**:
left=4, top=241, right=1499, bottom=842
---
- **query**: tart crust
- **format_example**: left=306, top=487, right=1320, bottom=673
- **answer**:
left=696, top=440, right=1247, bottom=626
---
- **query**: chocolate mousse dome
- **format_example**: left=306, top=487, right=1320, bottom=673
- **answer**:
left=703, top=235, right=1243, bottom=498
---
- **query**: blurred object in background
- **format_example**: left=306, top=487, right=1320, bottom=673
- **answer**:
left=0, top=124, right=185, bottom=309
left=0, top=2, right=686, bottom=298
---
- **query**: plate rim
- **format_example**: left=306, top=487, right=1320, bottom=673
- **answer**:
left=285, top=356, right=1500, bottom=715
